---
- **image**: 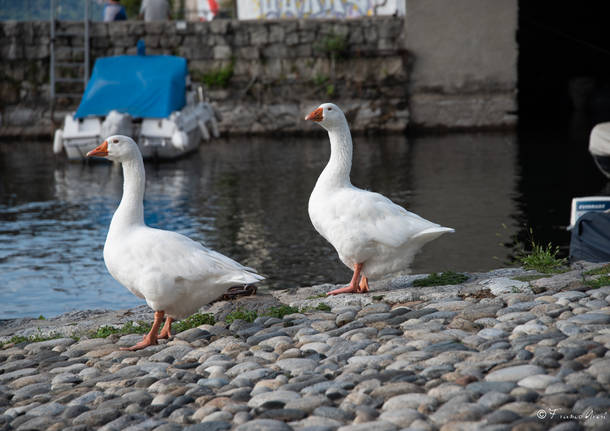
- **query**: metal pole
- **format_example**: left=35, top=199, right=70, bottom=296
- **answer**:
left=84, top=0, right=90, bottom=84
left=50, top=0, right=56, bottom=121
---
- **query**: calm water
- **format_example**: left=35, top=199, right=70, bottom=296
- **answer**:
left=0, top=129, right=605, bottom=318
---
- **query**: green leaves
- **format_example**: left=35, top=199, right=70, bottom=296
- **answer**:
left=519, top=237, right=568, bottom=274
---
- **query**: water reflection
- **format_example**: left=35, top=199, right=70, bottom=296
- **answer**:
left=515, top=125, right=606, bottom=254
left=0, top=131, right=571, bottom=318
left=409, top=133, right=519, bottom=272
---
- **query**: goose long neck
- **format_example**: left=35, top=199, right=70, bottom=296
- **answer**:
left=114, top=155, right=145, bottom=227
left=321, top=122, right=353, bottom=187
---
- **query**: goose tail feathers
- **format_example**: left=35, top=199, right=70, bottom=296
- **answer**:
left=219, top=270, right=265, bottom=286
left=412, top=226, right=455, bottom=242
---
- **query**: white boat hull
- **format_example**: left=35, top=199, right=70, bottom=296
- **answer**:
left=589, top=122, right=610, bottom=178
left=54, top=101, right=219, bottom=161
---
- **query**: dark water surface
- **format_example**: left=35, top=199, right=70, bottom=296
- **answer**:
left=0, top=130, right=605, bottom=318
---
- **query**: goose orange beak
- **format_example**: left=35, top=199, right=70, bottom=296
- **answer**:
left=305, top=107, right=323, bottom=122
left=86, top=140, right=109, bottom=157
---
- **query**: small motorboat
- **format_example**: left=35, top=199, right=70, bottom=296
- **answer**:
left=568, top=196, right=610, bottom=262
left=589, top=122, right=610, bottom=178
left=53, top=48, right=219, bottom=161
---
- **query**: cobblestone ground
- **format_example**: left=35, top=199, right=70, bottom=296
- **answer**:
left=1, top=265, right=609, bottom=431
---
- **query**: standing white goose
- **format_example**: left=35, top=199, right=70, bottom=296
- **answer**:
left=305, top=103, right=454, bottom=295
left=87, top=135, right=264, bottom=350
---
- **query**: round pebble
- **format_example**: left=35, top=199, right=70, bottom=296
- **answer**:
left=0, top=268, right=608, bottom=430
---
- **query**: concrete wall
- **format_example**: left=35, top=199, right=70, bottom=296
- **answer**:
left=405, top=0, right=518, bottom=129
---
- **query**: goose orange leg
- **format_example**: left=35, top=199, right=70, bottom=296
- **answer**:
left=158, top=316, right=174, bottom=340
left=358, top=275, right=369, bottom=293
left=121, top=310, right=164, bottom=351
left=328, top=263, right=365, bottom=295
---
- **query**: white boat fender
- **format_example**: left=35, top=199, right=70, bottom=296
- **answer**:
left=213, top=106, right=222, bottom=122
left=210, top=116, right=220, bottom=138
left=198, top=119, right=210, bottom=141
left=172, top=130, right=188, bottom=150
left=53, top=129, right=64, bottom=154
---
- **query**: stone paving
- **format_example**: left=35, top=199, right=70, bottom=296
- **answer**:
left=1, top=264, right=609, bottom=430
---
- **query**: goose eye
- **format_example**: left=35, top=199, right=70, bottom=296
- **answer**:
left=328, top=107, right=332, bottom=111
left=112, top=139, right=119, bottom=144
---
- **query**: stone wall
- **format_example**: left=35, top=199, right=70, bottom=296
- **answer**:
left=0, top=17, right=408, bottom=137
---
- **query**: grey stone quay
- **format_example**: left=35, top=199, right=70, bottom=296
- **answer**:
left=1, top=263, right=609, bottom=430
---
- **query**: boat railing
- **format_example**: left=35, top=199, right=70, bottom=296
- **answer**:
left=50, top=0, right=90, bottom=127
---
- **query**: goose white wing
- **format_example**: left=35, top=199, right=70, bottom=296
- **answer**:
left=311, top=187, right=450, bottom=250
left=105, top=226, right=263, bottom=293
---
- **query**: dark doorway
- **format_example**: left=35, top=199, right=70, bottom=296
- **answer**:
left=515, top=2, right=610, bottom=258
left=518, top=1, right=610, bottom=128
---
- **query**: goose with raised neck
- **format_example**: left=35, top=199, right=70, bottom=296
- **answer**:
left=306, top=103, right=454, bottom=295
left=87, top=135, right=264, bottom=350
left=317, top=111, right=353, bottom=188
left=110, top=150, right=145, bottom=230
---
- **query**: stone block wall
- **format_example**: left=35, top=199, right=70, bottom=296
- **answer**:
left=0, top=17, right=408, bottom=136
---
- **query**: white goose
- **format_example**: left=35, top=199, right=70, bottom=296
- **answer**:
left=87, top=135, right=264, bottom=350
left=305, top=103, right=454, bottom=295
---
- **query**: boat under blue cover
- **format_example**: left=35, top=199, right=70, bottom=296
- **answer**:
left=74, top=55, right=187, bottom=119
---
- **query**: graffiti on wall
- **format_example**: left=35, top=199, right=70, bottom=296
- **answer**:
left=237, top=0, right=404, bottom=20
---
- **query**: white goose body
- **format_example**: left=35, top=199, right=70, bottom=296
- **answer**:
left=104, top=224, right=261, bottom=320
left=306, top=103, right=453, bottom=290
left=88, top=135, right=263, bottom=349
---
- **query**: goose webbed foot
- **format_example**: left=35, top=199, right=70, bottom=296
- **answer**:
left=327, top=264, right=368, bottom=295
left=327, top=284, right=360, bottom=295
left=120, top=336, right=158, bottom=351
left=358, top=275, right=369, bottom=293
left=220, top=284, right=258, bottom=300
left=120, top=310, right=164, bottom=351
left=158, top=316, right=174, bottom=340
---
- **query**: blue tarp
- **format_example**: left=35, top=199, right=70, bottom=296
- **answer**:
left=74, top=55, right=187, bottom=119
